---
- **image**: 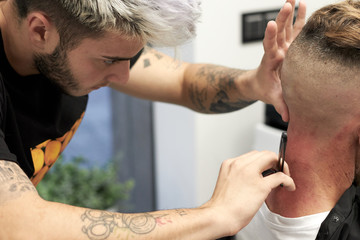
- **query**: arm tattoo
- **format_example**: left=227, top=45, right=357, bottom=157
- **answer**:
left=81, top=210, right=168, bottom=240
left=142, top=46, right=163, bottom=69
left=190, top=65, right=256, bottom=113
left=188, top=83, right=207, bottom=112
left=0, top=161, right=36, bottom=204
left=143, top=58, right=151, bottom=68
left=175, top=209, right=188, bottom=217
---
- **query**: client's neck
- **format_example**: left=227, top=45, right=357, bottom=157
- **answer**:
left=266, top=122, right=356, bottom=217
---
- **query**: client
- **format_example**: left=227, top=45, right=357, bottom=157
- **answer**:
left=237, top=0, right=360, bottom=239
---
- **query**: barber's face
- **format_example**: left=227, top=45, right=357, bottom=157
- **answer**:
left=33, top=33, right=144, bottom=96
left=34, top=45, right=79, bottom=95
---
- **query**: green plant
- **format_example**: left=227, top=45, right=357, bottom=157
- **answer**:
left=36, top=156, right=134, bottom=210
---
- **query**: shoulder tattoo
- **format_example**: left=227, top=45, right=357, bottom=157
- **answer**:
left=0, top=161, right=36, bottom=203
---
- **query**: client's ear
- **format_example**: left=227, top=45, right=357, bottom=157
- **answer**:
left=26, top=12, right=59, bottom=53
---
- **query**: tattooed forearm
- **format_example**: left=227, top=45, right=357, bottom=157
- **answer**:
left=188, top=83, right=207, bottom=112
left=189, top=65, right=256, bottom=113
left=81, top=210, right=169, bottom=240
left=175, top=209, right=188, bottom=217
left=209, top=91, right=256, bottom=113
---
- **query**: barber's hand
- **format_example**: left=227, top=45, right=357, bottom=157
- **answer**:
left=254, top=0, right=306, bottom=122
left=202, top=151, right=295, bottom=236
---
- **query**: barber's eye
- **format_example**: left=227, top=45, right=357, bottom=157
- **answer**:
left=104, top=60, right=115, bottom=65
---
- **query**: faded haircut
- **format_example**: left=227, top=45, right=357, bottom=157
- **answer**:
left=289, top=0, right=360, bottom=184
left=13, top=0, right=201, bottom=50
left=292, top=0, right=360, bottom=67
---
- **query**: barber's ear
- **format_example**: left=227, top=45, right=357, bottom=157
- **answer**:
left=27, top=12, right=59, bottom=52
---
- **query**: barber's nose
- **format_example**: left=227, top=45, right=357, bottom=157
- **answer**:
left=106, top=61, right=130, bottom=84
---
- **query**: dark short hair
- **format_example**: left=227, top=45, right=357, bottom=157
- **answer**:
left=13, top=0, right=103, bottom=50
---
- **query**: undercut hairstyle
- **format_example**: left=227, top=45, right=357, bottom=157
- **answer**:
left=287, top=0, right=360, bottom=184
left=292, top=0, right=360, bottom=67
left=13, top=0, right=201, bottom=50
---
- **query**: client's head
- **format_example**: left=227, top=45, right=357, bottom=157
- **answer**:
left=280, top=0, right=360, bottom=184
left=281, top=0, right=360, bottom=135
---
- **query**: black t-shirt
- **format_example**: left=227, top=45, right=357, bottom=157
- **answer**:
left=0, top=33, right=142, bottom=185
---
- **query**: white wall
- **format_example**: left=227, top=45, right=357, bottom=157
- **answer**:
left=154, top=44, right=197, bottom=210
left=154, top=0, right=336, bottom=210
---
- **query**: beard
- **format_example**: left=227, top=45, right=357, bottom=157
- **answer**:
left=33, top=45, right=81, bottom=96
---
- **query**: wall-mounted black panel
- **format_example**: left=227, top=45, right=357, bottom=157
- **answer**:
left=241, top=7, right=298, bottom=44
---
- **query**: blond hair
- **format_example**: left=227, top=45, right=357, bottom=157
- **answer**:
left=14, top=0, right=201, bottom=49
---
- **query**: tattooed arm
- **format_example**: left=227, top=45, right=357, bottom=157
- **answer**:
left=0, top=151, right=296, bottom=239
left=183, top=63, right=256, bottom=113
left=111, top=0, right=306, bottom=119
left=111, top=46, right=257, bottom=114
left=0, top=160, right=215, bottom=239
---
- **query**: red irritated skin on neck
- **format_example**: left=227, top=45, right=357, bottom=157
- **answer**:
left=262, top=132, right=287, bottom=177
left=265, top=123, right=356, bottom=218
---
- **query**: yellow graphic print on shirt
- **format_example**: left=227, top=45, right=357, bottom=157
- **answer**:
left=30, top=112, right=85, bottom=186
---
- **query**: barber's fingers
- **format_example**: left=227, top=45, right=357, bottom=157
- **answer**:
left=246, top=150, right=281, bottom=173
left=282, top=160, right=291, bottom=177
left=240, top=151, right=295, bottom=191
left=293, top=0, right=307, bottom=38
left=225, top=150, right=263, bottom=165
left=263, top=21, right=278, bottom=59
left=284, top=0, right=307, bottom=42
left=225, top=150, right=292, bottom=180
left=264, top=1, right=306, bottom=55
left=252, top=151, right=295, bottom=190
left=275, top=2, right=292, bottom=48
left=227, top=150, right=279, bottom=175
left=285, top=0, right=296, bottom=42
left=265, top=171, right=296, bottom=191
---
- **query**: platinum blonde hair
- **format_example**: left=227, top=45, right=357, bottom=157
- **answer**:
left=14, top=0, right=201, bottom=48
